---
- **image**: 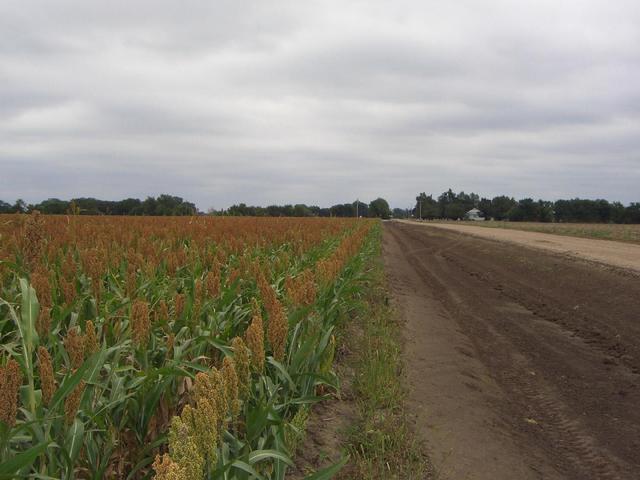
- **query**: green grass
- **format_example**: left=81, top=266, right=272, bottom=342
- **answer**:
left=435, top=220, right=640, bottom=245
left=342, top=228, right=431, bottom=479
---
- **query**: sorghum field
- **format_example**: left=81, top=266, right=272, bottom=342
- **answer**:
left=0, top=213, right=375, bottom=479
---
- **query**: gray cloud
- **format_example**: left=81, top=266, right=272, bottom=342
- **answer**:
left=1, top=0, right=639, bottom=209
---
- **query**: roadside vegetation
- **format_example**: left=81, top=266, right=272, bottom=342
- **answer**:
left=342, top=228, right=431, bottom=479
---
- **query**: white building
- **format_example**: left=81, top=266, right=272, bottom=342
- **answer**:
left=464, top=208, right=484, bottom=221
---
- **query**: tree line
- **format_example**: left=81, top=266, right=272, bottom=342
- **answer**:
left=0, top=196, right=393, bottom=218
left=212, top=198, right=391, bottom=218
left=410, top=189, right=640, bottom=223
left=0, top=195, right=197, bottom=216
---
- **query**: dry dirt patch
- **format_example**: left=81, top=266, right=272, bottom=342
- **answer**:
left=401, top=220, right=640, bottom=273
left=385, top=221, right=640, bottom=480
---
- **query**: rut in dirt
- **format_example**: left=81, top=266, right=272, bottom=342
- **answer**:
left=385, top=221, right=640, bottom=480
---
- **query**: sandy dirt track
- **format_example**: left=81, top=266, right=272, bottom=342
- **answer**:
left=384, top=221, right=640, bottom=480
left=400, top=220, right=640, bottom=273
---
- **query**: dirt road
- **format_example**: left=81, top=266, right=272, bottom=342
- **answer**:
left=401, top=221, right=640, bottom=273
left=384, top=221, right=640, bottom=480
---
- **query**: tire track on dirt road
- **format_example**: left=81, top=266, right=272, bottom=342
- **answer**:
left=384, top=221, right=640, bottom=480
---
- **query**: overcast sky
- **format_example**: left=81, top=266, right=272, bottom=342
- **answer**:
left=1, top=0, right=639, bottom=209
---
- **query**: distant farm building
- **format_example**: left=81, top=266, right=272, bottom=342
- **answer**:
left=464, top=208, right=484, bottom=221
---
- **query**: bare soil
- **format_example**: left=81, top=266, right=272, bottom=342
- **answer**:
left=384, top=221, right=640, bottom=480
left=405, top=221, right=640, bottom=273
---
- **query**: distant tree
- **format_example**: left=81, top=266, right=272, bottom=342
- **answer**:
left=281, top=205, right=295, bottom=217
left=611, top=202, right=626, bottom=223
left=392, top=207, right=407, bottom=218
left=368, top=198, right=391, bottom=219
left=412, top=189, right=640, bottom=223
left=113, top=198, right=142, bottom=215
left=537, top=200, right=554, bottom=222
left=437, top=189, right=457, bottom=218
left=625, top=203, right=640, bottom=223
left=507, top=198, right=552, bottom=222
left=308, top=205, right=321, bottom=216
left=434, top=189, right=475, bottom=219
left=477, top=197, right=492, bottom=219
left=330, top=203, right=354, bottom=217
left=444, top=202, right=467, bottom=220
left=12, top=199, right=27, bottom=213
left=293, top=204, right=313, bottom=217
left=0, top=200, right=11, bottom=213
left=133, top=197, right=150, bottom=215
left=415, top=193, right=439, bottom=219
left=353, top=200, right=368, bottom=217
left=490, top=196, right=516, bottom=220
left=33, top=198, right=69, bottom=215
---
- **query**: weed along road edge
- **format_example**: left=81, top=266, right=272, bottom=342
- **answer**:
left=383, top=221, right=640, bottom=480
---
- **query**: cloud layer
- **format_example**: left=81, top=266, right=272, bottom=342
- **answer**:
left=1, top=0, right=639, bottom=208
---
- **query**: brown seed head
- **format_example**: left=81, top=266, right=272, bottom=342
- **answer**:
left=250, top=297, right=261, bottom=317
left=230, top=337, right=250, bottom=398
left=64, top=379, right=86, bottom=425
left=257, top=271, right=277, bottom=317
left=31, top=270, right=52, bottom=309
left=153, top=454, right=188, bottom=480
left=205, top=270, right=220, bottom=298
left=267, top=299, right=288, bottom=362
left=228, top=268, right=240, bottom=286
left=194, top=280, right=203, bottom=302
left=193, top=397, right=218, bottom=461
left=245, top=311, right=265, bottom=372
left=174, top=293, right=185, bottom=319
left=168, top=412, right=204, bottom=479
left=36, top=307, right=51, bottom=341
left=64, top=327, right=85, bottom=369
left=285, top=269, right=316, bottom=307
left=85, top=320, right=99, bottom=354
left=0, top=359, right=23, bottom=427
left=131, top=299, right=150, bottom=349
left=61, top=278, right=76, bottom=306
left=194, top=367, right=228, bottom=435
left=22, top=210, right=46, bottom=269
left=37, top=346, right=56, bottom=406
left=126, top=268, right=137, bottom=297
left=222, top=356, right=240, bottom=419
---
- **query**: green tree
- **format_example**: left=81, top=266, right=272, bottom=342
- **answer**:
left=12, top=199, right=27, bottom=213
left=415, top=193, right=439, bottom=219
left=368, top=198, right=391, bottom=219
left=491, top=196, right=517, bottom=220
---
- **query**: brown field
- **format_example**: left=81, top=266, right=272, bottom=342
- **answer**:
left=433, top=220, right=640, bottom=245
left=385, top=221, right=640, bottom=479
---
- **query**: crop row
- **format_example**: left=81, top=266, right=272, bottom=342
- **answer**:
left=0, top=214, right=375, bottom=479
